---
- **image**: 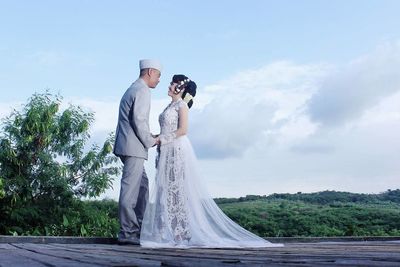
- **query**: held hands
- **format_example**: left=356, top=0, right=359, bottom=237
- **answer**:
left=155, top=137, right=161, bottom=146
left=152, top=134, right=161, bottom=147
left=152, top=132, right=176, bottom=146
left=152, top=134, right=161, bottom=169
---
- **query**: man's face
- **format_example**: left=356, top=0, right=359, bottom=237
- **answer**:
left=148, top=69, right=161, bottom=88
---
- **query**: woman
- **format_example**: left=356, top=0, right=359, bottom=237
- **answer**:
left=140, top=75, right=282, bottom=248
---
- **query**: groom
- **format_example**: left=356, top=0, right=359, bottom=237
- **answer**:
left=114, top=59, right=162, bottom=245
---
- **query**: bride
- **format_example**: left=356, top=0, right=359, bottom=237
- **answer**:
left=140, top=74, right=282, bottom=248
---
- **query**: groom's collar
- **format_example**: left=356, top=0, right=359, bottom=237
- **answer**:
left=137, top=78, right=150, bottom=89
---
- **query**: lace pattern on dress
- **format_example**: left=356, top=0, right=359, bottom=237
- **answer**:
left=158, top=99, right=191, bottom=243
left=165, top=145, right=191, bottom=242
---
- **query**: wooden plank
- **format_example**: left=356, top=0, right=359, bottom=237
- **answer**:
left=41, top=244, right=285, bottom=266
left=1, top=235, right=399, bottom=244
left=11, top=243, right=162, bottom=267
left=0, top=243, right=17, bottom=249
left=44, top=242, right=400, bottom=266
left=0, top=241, right=398, bottom=266
left=9, top=243, right=104, bottom=267
left=0, top=251, right=50, bottom=267
left=53, top=242, right=400, bottom=256
left=266, top=236, right=400, bottom=243
left=0, top=235, right=117, bottom=244
left=43, top=244, right=251, bottom=267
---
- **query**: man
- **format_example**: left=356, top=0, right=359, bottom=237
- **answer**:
left=114, top=59, right=162, bottom=245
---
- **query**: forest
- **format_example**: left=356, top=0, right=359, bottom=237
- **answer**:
left=216, top=190, right=400, bottom=237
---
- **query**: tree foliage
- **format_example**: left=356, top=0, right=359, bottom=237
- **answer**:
left=0, top=177, right=5, bottom=199
left=217, top=190, right=400, bottom=237
left=0, top=92, right=120, bottom=235
left=215, top=190, right=400, bottom=205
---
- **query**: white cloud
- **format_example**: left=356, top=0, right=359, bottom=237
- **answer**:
left=356, top=90, right=400, bottom=127
left=308, top=41, right=400, bottom=126
left=0, top=103, right=15, bottom=120
left=189, top=61, right=328, bottom=158
left=201, top=101, right=400, bottom=197
left=0, top=102, right=23, bottom=126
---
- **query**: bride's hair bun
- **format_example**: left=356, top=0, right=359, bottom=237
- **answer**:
left=172, top=74, right=197, bottom=108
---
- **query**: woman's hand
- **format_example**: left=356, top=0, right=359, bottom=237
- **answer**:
left=153, top=136, right=161, bottom=146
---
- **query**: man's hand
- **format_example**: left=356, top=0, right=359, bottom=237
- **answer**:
left=153, top=136, right=161, bottom=147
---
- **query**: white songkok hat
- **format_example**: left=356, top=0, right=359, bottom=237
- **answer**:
left=139, top=59, right=163, bottom=72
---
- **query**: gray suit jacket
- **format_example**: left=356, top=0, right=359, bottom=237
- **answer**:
left=114, top=78, right=156, bottom=159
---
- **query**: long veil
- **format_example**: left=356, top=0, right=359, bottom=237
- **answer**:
left=140, top=136, right=282, bottom=248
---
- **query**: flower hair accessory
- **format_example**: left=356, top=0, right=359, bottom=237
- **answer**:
left=183, top=93, right=193, bottom=103
left=174, top=78, right=190, bottom=94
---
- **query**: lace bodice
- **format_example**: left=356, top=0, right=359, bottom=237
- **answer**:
left=159, top=99, right=186, bottom=138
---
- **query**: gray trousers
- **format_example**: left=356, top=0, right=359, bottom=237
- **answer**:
left=118, top=156, right=149, bottom=239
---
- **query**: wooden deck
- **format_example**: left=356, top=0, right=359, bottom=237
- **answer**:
left=1, top=238, right=400, bottom=266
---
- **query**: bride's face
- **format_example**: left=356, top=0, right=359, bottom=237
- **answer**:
left=168, top=82, right=178, bottom=97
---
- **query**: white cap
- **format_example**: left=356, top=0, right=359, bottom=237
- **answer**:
left=139, top=59, right=162, bottom=72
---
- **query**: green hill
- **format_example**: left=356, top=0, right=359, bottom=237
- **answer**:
left=215, top=189, right=400, bottom=205
left=217, top=190, right=400, bottom=237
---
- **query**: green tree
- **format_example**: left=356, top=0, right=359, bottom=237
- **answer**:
left=0, top=177, right=5, bottom=199
left=0, top=92, right=120, bottom=235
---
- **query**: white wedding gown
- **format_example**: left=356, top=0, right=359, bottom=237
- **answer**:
left=140, top=99, right=282, bottom=248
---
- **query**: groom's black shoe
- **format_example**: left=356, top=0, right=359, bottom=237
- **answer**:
left=117, top=237, right=140, bottom=246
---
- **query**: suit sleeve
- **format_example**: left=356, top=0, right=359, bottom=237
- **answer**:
left=132, top=88, right=156, bottom=149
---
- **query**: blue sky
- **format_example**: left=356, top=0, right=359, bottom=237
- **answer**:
left=1, top=1, right=400, bottom=198
left=1, top=0, right=399, bottom=101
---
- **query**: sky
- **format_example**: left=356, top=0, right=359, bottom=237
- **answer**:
left=1, top=0, right=399, bottom=199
